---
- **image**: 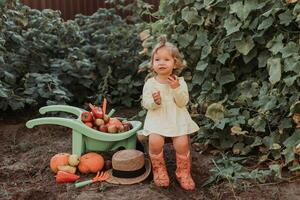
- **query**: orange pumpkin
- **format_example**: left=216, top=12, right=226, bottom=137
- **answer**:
left=50, top=153, right=70, bottom=173
left=78, top=152, right=104, bottom=174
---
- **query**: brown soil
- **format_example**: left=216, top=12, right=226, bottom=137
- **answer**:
left=1, top=108, right=300, bottom=200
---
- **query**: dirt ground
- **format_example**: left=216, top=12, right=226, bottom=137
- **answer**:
left=1, top=108, right=300, bottom=200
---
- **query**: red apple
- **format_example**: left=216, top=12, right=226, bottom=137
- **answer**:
left=85, top=122, right=93, bottom=128
left=123, top=123, right=130, bottom=132
left=95, top=118, right=104, bottom=126
left=122, top=121, right=133, bottom=130
left=99, top=124, right=108, bottom=133
left=170, top=74, right=177, bottom=80
left=107, top=125, right=118, bottom=133
left=117, top=125, right=125, bottom=133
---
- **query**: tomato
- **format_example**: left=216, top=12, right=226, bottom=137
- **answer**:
left=85, top=122, right=93, bottom=128
left=81, top=111, right=93, bottom=122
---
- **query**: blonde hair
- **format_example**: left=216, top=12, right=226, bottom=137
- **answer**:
left=150, top=35, right=186, bottom=75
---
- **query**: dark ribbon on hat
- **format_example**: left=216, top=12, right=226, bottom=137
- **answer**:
left=112, top=165, right=146, bottom=178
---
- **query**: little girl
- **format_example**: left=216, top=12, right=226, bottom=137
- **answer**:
left=141, top=36, right=199, bottom=190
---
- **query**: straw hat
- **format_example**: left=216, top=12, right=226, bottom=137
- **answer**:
left=106, top=149, right=151, bottom=185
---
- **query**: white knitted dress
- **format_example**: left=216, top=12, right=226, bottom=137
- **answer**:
left=141, top=77, right=199, bottom=137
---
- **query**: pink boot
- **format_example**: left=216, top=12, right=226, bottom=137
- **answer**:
left=175, top=151, right=195, bottom=190
left=149, top=151, right=170, bottom=187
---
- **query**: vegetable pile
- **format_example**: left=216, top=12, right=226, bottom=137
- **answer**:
left=50, top=152, right=109, bottom=184
left=81, top=99, right=133, bottom=134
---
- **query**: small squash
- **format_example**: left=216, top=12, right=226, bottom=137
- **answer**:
left=50, top=153, right=70, bottom=173
left=57, top=165, right=77, bottom=174
left=68, top=154, right=80, bottom=167
left=78, top=152, right=104, bottom=174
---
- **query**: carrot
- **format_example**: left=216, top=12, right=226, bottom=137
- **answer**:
left=102, top=98, right=107, bottom=115
left=55, top=171, right=80, bottom=183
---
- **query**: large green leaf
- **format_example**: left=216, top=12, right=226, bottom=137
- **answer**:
left=282, top=147, right=295, bottom=165
left=205, top=103, right=225, bottom=122
left=235, top=36, right=255, bottom=55
left=278, top=9, right=294, bottom=25
left=267, top=58, right=281, bottom=85
left=229, top=0, right=258, bottom=21
left=216, top=68, right=235, bottom=85
left=266, top=34, right=284, bottom=55
left=201, top=45, right=212, bottom=59
left=283, top=130, right=300, bottom=148
left=217, top=53, right=230, bottom=64
left=181, top=7, right=203, bottom=25
left=283, top=74, right=299, bottom=87
left=196, top=60, right=208, bottom=71
left=238, top=80, right=259, bottom=98
left=250, top=137, right=263, bottom=147
left=253, top=95, right=277, bottom=111
left=224, top=16, right=242, bottom=36
left=248, top=116, right=266, bottom=132
left=280, top=42, right=299, bottom=58
left=257, top=51, right=270, bottom=68
left=284, top=56, right=300, bottom=73
left=9, top=100, right=25, bottom=110
left=177, top=33, right=195, bottom=48
left=192, top=71, right=205, bottom=86
left=257, top=17, right=274, bottom=30
left=194, top=30, right=208, bottom=48
left=0, top=87, right=8, bottom=98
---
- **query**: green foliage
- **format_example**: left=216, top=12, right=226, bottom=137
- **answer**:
left=104, top=0, right=155, bottom=23
left=140, top=0, right=300, bottom=175
left=203, top=154, right=275, bottom=187
left=0, top=0, right=145, bottom=110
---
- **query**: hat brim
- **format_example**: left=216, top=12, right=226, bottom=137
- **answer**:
left=106, top=158, right=151, bottom=185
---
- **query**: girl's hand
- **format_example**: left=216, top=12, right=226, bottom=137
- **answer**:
left=152, top=91, right=161, bottom=105
left=167, top=75, right=180, bottom=89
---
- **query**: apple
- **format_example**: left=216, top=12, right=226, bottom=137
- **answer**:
left=170, top=74, right=176, bottom=80
left=95, top=118, right=104, bottom=126
left=123, top=123, right=130, bottom=132
left=122, top=121, right=133, bottom=130
left=117, top=125, right=125, bottom=133
left=85, top=122, right=93, bottom=128
left=99, top=124, right=108, bottom=133
left=107, top=125, right=118, bottom=133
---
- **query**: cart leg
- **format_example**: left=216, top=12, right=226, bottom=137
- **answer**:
left=72, top=130, right=85, bottom=156
left=126, top=135, right=137, bottom=149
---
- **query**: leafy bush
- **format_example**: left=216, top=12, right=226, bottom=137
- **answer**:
left=0, top=0, right=145, bottom=110
left=140, top=0, right=300, bottom=171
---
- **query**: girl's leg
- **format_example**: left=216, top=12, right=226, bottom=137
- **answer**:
left=172, top=135, right=190, bottom=155
left=149, top=133, right=164, bottom=154
left=172, top=135, right=195, bottom=190
left=148, top=133, right=170, bottom=187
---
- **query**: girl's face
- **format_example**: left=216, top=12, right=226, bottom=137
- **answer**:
left=152, top=47, right=175, bottom=76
